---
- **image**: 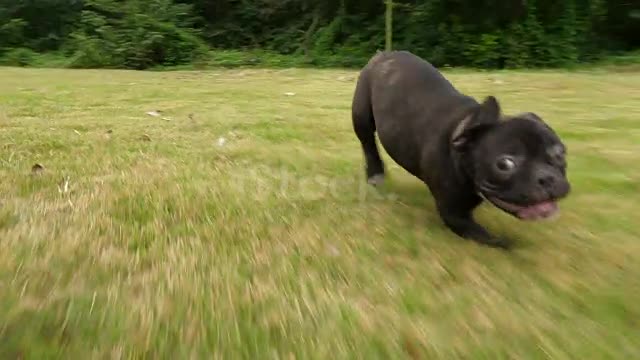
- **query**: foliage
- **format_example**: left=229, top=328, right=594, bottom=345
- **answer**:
left=64, top=0, right=208, bottom=69
left=0, top=0, right=638, bottom=69
left=0, top=47, right=37, bottom=66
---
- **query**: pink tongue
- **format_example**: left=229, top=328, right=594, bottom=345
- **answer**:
left=518, top=201, right=558, bottom=220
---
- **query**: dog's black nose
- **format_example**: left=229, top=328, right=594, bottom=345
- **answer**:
left=537, top=173, right=556, bottom=189
left=536, top=168, right=571, bottom=199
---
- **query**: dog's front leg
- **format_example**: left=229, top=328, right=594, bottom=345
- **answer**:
left=436, top=202, right=510, bottom=249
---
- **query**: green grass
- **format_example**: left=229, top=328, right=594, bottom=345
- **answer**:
left=0, top=65, right=639, bottom=359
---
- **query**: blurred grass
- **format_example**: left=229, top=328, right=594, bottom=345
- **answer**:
left=0, top=65, right=639, bottom=358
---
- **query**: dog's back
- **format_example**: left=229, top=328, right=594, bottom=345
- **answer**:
left=352, top=51, right=476, bottom=178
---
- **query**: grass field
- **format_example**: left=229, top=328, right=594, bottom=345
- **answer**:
left=1, top=65, right=639, bottom=359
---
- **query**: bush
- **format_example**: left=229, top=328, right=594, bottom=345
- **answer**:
left=65, top=1, right=209, bottom=70
left=0, top=48, right=38, bottom=67
left=0, top=0, right=637, bottom=70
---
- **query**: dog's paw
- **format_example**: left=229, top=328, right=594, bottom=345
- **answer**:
left=367, top=174, right=385, bottom=186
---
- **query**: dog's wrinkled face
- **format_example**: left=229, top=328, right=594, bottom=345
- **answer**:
left=472, top=114, right=571, bottom=220
left=452, top=97, right=571, bottom=220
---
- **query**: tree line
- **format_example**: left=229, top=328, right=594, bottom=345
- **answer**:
left=0, top=0, right=638, bottom=69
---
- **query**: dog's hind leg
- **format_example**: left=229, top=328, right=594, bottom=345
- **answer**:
left=352, top=72, right=385, bottom=186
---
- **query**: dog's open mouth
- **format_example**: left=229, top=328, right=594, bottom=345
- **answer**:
left=485, top=196, right=559, bottom=221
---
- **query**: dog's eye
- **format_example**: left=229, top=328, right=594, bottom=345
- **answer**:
left=496, top=156, right=516, bottom=172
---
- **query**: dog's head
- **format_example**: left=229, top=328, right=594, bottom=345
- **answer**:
left=451, top=96, right=571, bottom=220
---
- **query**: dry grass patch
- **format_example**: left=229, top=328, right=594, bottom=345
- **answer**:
left=0, top=65, right=639, bottom=358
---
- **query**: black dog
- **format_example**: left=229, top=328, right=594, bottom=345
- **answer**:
left=351, top=51, right=570, bottom=248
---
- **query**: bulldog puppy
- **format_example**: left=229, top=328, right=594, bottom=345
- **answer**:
left=351, top=51, right=570, bottom=248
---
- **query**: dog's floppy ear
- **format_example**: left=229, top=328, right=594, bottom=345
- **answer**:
left=451, top=96, right=501, bottom=151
